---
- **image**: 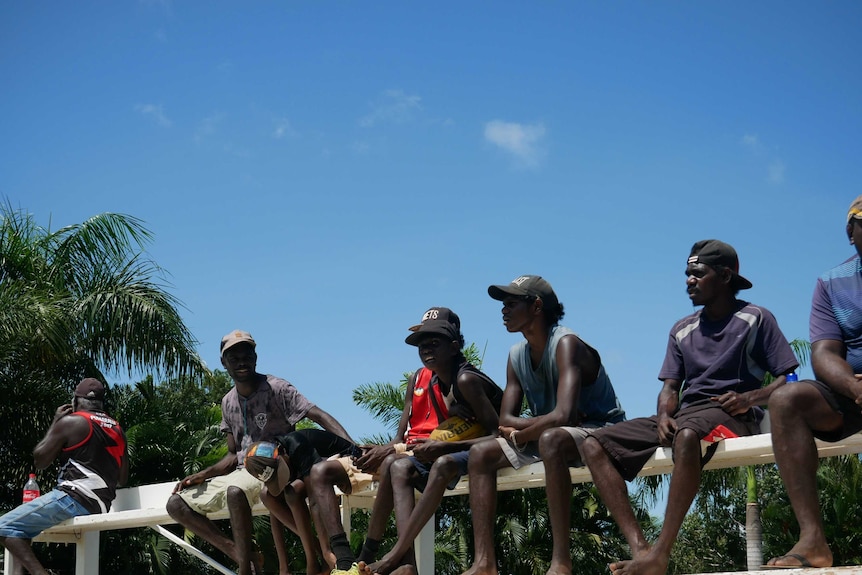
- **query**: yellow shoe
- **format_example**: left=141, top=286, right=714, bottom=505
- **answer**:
left=331, top=564, right=361, bottom=575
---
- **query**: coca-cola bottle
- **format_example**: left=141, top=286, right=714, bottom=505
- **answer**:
left=23, top=473, right=40, bottom=503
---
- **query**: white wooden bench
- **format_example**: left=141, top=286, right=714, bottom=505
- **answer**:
left=9, top=431, right=862, bottom=575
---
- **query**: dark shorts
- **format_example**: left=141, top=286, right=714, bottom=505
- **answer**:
left=407, top=450, right=470, bottom=492
left=801, top=379, right=862, bottom=442
left=590, top=401, right=759, bottom=481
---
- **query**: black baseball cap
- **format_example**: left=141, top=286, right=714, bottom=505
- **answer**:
left=405, top=307, right=461, bottom=346
left=488, top=275, right=560, bottom=310
left=687, top=240, right=753, bottom=290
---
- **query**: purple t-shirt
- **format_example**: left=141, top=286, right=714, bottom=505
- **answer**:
left=220, top=374, right=315, bottom=466
left=810, top=254, right=862, bottom=373
left=659, top=300, right=798, bottom=409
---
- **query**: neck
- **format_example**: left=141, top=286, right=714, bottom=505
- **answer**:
left=701, top=296, right=737, bottom=321
left=235, top=373, right=263, bottom=396
left=523, top=321, right=552, bottom=353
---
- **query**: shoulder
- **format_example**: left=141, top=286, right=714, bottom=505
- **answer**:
left=734, top=301, right=778, bottom=325
left=668, top=310, right=701, bottom=337
left=265, top=374, right=293, bottom=388
left=819, top=255, right=860, bottom=282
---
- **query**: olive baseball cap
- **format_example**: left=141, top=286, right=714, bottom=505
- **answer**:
left=488, top=275, right=560, bottom=310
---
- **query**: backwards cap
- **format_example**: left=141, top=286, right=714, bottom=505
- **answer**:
left=687, top=239, right=752, bottom=290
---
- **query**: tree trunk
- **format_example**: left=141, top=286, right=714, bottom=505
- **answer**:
left=746, top=501, right=763, bottom=569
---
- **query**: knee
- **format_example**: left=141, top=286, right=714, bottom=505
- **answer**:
left=431, top=454, right=458, bottom=478
left=378, top=453, right=400, bottom=480
left=768, top=382, right=806, bottom=415
left=226, top=485, right=248, bottom=507
left=390, top=457, right=415, bottom=485
left=468, top=441, right=497, bottom=471
left=672, top=428, right=700, bottom=459
left=537, top=427, right=569, bottom=459
left=166, top=493, right=188, bottom=519
left=580, top=436, right=602, bottom=463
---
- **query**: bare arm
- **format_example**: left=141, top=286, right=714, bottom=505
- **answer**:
left=410, top=372, right=502, bottom=461
left=355, top=375, right=415, bottom=472
left=497, top=359, right=526, bottom=429
left=501, top=335, right=587, bottom=444
left=305, top=405, right=355, bottom=443
left=173, top=433, right=238, bottom=493
left=812, top=339, right=862, bottom=405
left=656, top=379, right=682, bottom=447
left=33, top=404, right=88, bottom=470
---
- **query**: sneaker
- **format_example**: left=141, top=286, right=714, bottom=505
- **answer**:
left=332, top=564, right=362, bottom=575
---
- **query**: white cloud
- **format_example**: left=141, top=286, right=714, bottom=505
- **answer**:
left=195, top=113, right=223, bottom=142
left=768, top=160, right=785, bottom=184
left=484, top=120, right=546, bottom=168
left=272, top=118, right=297, bottom=139
left=359, top=90, right=422, bottom=128
left=135, top=104, right=171, bottom=127
left=741, top=133, right=762, bottom=152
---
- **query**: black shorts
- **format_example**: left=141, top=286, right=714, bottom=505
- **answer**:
left=801, top=379, right=862, bottom=442
left=590, top=401, right=759, bottom=481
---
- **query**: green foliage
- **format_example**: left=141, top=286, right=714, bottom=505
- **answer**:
left=0, top=204, right=207, bottom=514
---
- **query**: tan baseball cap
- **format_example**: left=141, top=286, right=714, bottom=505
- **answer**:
left=220, top=330, right=256, bottom=358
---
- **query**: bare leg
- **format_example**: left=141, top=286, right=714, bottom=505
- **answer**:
left=263, top=486, right=323, bottom=575
left=539, top=428, right=583, bottom=575
left=268, top=514, right=294, bottom=575
left=167, top=494, right=240, bottom=565
left=370, top=455, right=455, bottom=574
left=580, top=437, right=648, bottom=558
left=458, top=441, right=511, bottom=575
left=1, top=538, right=50, bottom=575
left=607, top=429, right=703, bottom=575
left=226, top=485, right=258, bottom=575
left=766, top=384, right=839, bottom=568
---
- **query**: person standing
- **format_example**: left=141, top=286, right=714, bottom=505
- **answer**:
left=0, top=378, right=128, bottom=575
left=460, top=276, right=625, bottom=575
left=580, top=240, right=799, bottom=575
left=766, top=197, right=862, bottom=568
left=166, top=330, right=354, bottom=575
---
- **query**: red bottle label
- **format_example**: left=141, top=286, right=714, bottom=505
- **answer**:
left=23, top=489, right=39, bottom=503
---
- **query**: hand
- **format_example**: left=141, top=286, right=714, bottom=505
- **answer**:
left=173, top=472, right=205, bottom=494
left=355, top=444, right=394, bottom=473
left=498, top=425, right=517, bottom=441
left=53, top=403, right=73, bottom=423
left=657, top=414, right=677, bottom=447
left=853, top=374, right=862, bottom=406
left=410, top=438, right=446, bottom=463
left=711, top=391, right=751, bottom=416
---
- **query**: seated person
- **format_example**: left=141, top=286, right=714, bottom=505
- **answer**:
left=244, top=430, right=368, bottom=574
left=460, top=275, right=625, bottom=575
left=765, top=196, right=862, bottom=568
left=308, top=307, right=502, bottom=575
left=580, top=240, right=799, bottom=575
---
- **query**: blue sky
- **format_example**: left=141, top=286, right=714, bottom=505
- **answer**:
left=2, top=2, right=861, bottom=440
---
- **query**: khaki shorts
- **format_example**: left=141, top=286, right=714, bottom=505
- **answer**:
left=330, top=455, right=376, bottom=493
left=499, top=425, right=600, bottom=469
left=178, top=467, right=263, bottom=514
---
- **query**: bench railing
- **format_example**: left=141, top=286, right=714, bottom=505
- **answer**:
left=8, top=431, right=862, bottom=575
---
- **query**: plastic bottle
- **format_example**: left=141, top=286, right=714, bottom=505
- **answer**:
left=786, top=372, right=799, bottom=383
left=23, top=473, right=40, bottom=503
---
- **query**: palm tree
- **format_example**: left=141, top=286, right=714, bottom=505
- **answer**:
left=0, top=202, right=207, bottom=524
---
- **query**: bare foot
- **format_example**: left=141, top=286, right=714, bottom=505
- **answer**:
left=367, top=550, right=407, bottom=575
left=609, top=551, right=669, bottom=575
left=457, top=564, right=498, bottom=575
left=545, top=560, right=573, bottom=575
left=766, top=544, right=833, bottom=569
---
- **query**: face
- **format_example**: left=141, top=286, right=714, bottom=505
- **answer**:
left=501, top=296, right=535, bottom=333
left=416, top=334, right=458, bottom=372
left=221, top=343, right=258, bottom=384
left=685, top=262, right=729, bottom=306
